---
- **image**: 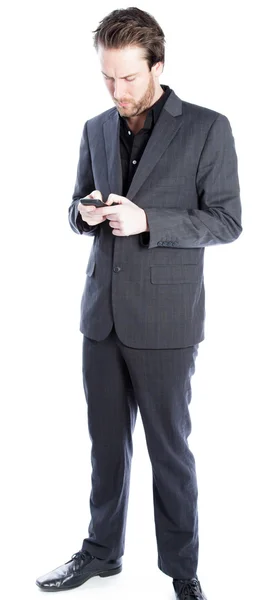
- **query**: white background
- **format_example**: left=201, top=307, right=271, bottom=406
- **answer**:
left=1, top=1, right=271, bottom=599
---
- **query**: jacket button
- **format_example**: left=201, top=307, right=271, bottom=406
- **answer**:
left=113, top=266, right=121, bottom=273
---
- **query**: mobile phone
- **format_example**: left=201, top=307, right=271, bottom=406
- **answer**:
left=80, top=197, right=118, bottom=207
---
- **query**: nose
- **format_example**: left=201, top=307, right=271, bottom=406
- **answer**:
left=113, top=80, right=127, bottom=101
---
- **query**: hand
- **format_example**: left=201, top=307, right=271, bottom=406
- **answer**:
left=78, top=190, right=107, bottom=226
left=93, top=193, right=149, bottom=236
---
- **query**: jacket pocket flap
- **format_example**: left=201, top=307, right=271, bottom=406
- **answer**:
left=150, top=265, right=199, bottom=284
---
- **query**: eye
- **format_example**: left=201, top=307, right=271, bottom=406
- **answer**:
left=125, top=77, right=135, bottom=82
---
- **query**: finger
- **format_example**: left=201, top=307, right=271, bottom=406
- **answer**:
left=107, top=193, right=125, bottom=205
left=85, top=217, right=103, bottom=223
left=89, top=190, right=103, bottom=201
left=95, top=206, right=120, bottom=215
left=108, top=222, right=120, bottom=228
left=78, top=203, right=96, bottom=214
left=84, top=215, right=106, bottom=225
left=105, top=193, right=120, bottom=205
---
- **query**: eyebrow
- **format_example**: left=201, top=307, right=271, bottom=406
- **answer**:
left=102, top=71, right=138, bottom=79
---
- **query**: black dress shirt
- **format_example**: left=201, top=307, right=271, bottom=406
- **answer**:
left=119, top=84, right=172, bottom=197
left=119, top=84, right=172, bottom=246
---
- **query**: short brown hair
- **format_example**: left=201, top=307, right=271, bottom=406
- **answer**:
left=92, top=7, right=166, bottom=70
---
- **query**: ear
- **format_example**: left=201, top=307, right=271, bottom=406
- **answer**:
left=152, top=61, right=164, bottom=78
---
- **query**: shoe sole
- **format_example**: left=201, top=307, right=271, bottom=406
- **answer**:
left=36, top=565, right=122, bottom=592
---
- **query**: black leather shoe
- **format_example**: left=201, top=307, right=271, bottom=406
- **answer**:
left=173, top=576, right=207, bottom=599
left=36, top=550, right=122, bottom=592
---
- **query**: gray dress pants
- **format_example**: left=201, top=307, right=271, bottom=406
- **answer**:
left=81, top=325, right=199, bottom=579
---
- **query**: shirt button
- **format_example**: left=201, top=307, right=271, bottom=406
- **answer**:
left=132, top=160, right=137, bottom=165
left=128, top=131, right=131, bottom=135
left=113, top=266, right=121, bottom=273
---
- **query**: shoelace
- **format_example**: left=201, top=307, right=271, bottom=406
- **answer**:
left=71, top=551, right=93, bottom=571
left=173, top=577, right=202, bottom=599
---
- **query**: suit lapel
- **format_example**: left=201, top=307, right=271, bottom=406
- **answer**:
left=127, top=109, right=183, bottom=201
left=103, top=90, right=183, bottom=201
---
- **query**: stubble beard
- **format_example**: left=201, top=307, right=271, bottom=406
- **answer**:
left=116, top=75, right=156, bottom=118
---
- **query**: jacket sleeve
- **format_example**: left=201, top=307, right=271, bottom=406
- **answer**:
left=68, top=121, right=100, bottom=236
left=139, top=114, right=242, bottom=249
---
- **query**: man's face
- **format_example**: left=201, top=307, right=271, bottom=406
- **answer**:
left=98, top=45, right=162, bottom=118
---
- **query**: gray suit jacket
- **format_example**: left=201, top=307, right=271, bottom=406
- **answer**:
left=68, top=89, right=242, bottom=348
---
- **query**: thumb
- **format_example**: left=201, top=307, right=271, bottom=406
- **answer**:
left=88, top=190, right=103, bottom=201
left=105, top=193, right=131, bottom=205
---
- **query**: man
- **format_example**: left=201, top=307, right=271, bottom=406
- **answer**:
left=36, top=7, right=242, bottom=600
